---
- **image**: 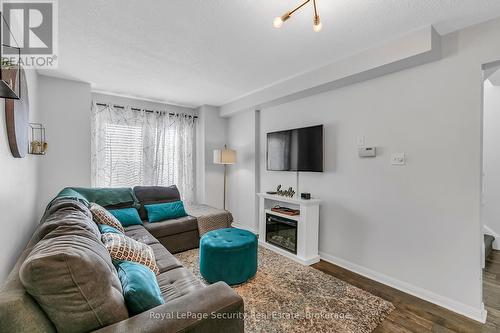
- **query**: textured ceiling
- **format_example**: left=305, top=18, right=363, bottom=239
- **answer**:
left=40, top=0, right=500, bottom=107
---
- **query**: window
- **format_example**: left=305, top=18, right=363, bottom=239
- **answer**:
left=104, top=124, right=143, bottom=187
left=91, top=103, right=195, bottom=203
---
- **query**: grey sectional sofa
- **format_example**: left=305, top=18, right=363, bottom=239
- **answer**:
left=0, top=186, right=244, bottom=333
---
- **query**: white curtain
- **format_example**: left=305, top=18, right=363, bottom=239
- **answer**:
left=91, top=102, right=195, bottom=203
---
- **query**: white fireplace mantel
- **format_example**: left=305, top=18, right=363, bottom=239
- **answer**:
left=257, top=193, right=320, bottom=265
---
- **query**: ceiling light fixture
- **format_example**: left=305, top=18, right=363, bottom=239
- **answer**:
left=273, top=0, right=322, bottom=32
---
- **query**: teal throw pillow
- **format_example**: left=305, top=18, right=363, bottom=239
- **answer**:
left=108, top=208, right=143, bottom=227
left=145, top=201, right=187, bottom=223
left=98, top=224, right=123, bottom=235
left=114, top=260, right=164, bottom=316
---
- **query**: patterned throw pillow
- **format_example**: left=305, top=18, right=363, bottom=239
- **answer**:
left=102, top=233, right=159, bottom=275
left=90, top=203, right=125, bottom=233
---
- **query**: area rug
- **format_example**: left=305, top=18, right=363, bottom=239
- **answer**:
left=175, top=246, right=394, bottom=333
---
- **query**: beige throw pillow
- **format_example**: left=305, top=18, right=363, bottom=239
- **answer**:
left=102, top=233, right=159, bottom=275
left=90, top=203, right=125, bottom=233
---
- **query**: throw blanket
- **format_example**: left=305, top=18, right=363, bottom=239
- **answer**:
left=185, top=204, right=234, bottom=236
left=52, top=187, right=139, bottom=209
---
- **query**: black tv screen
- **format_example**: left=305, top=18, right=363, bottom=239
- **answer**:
left=267, top=125, right=323, bottom=172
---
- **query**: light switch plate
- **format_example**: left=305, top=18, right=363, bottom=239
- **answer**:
left=359, top=147, right=376, bottom=158
left=391, top=153, right=406, bottom=166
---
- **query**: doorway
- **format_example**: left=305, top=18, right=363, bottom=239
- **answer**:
left=481, top=61, right=500, bottom=325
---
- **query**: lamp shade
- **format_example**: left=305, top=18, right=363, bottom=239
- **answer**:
left=213, top=146, right=236, bottom=165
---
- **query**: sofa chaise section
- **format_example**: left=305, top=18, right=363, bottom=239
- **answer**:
left=134, top=185, right=201, bottom=253
left=143, top=216, right=199, bottom=253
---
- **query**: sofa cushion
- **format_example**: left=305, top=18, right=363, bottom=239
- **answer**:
left=46, top=197, right=93, bottom=219
left=109, top=207, right=143, bottom=227
left=0, top=247, right=56, bottom=333
left=156, top=267, right=205, bottom=302
left=150, top=243, right=183, bottom=273
left=114, top=260, right=164, bottom=316
left=134, top=185, right=181, bottom=220
left=90, top=203, right=125, bottom=233
left=102, top=233, right=159, bottom=274
left=19, top=234, right=129, bottom=333
left=143, top=215, right=198, bottom=238
left=124, top=225, right=159, bottom=245
left=48, top=188, right=91, bottom=209
left=155, top=230, right=200, bottom=254
left=35, top=199, right=100, bottom=241
left=145, top=201, right=187, bottom=223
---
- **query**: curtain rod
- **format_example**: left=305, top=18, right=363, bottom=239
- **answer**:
left=95, top=103, right=198, bottom=119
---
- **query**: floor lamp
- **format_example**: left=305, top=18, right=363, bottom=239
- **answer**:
left=213, top=145, right=237, bottom=210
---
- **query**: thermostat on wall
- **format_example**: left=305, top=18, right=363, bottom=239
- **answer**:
left=358, top=147, right=376, bottom=158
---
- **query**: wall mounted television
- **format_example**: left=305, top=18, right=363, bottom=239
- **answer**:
left=267, top=124, right=323, bottom=172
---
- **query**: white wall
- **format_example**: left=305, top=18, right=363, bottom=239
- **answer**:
left=38, top=75, right=92, bottom=208
left=227, top=18, right=500, bottom=320
left=37, top=85, right=200, bottom=208
left=482, top=79, right=500, bottom=234
left=227, top=110, right=259, bottom=231
left=92, top=92, right=196, bottom=115
left=196, top=105, right=227, bottom=209
left=0, top=69, right=40, bottom=281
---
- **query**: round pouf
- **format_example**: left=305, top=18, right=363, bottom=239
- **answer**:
left=200, top=228, right=257, bottom=285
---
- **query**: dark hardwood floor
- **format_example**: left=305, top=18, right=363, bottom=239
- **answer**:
left=312, top=250, right=500, bottom=332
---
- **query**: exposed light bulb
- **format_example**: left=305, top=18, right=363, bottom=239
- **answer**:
left=313, top=21, right=322, bottom=32
left=313, top=16, right=322, bottom=32
left=273, top=16, right=284, bottom=28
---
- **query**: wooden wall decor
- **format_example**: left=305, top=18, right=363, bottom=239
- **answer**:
left=5, top=67, right=29, bottom=158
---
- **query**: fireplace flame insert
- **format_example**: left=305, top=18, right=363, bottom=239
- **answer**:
left=265, top=213, right=297, bottom=254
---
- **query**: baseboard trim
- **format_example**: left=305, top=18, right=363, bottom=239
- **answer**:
left=483, top=225, right=500, bottom=250
left=319, top=252, right=487, bottom=323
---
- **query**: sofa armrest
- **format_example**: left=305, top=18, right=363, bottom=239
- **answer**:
left=94, top=282, right=244, bottom=333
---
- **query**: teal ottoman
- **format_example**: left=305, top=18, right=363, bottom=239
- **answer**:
left=200, top=228, right=257, bottom=285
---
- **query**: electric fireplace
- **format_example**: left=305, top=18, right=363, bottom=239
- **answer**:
left=265, top=213, right=297, bottom=254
